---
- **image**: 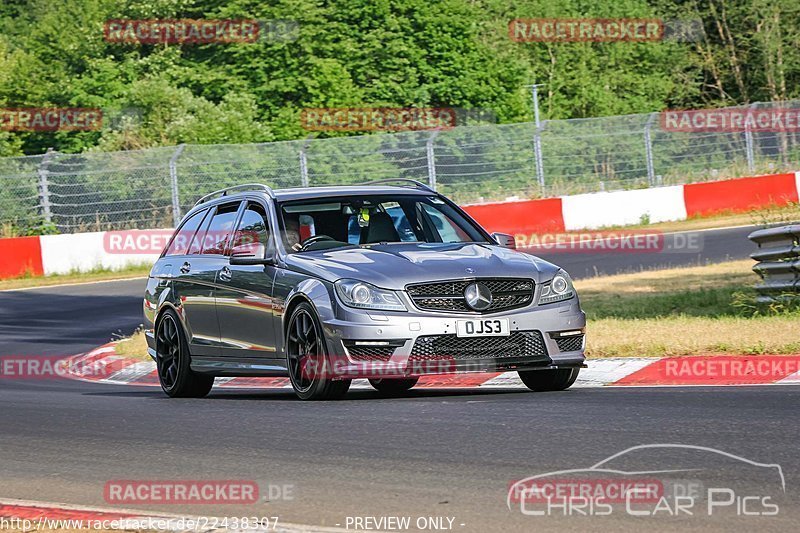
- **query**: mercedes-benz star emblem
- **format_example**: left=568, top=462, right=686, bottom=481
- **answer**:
left=464, top=282, right=492, bottom=311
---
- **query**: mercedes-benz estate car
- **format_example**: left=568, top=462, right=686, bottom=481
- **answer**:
left=143, top=180, right=586, bottom=400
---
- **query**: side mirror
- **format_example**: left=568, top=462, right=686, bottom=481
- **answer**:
left=491, top=232, right=516, bottom=250
left=229, top=244, right=274, bottom=265
left=230, top=253, right=273, bottom=266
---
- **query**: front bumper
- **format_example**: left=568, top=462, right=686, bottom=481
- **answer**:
left=320, top=297, right=586, bottom=379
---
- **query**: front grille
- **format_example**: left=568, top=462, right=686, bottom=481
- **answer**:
left=555, top=335, right=584, bottom=353
left=406, top=278, right=534, bottom=313
left=409, top=331, right=547, bottom=361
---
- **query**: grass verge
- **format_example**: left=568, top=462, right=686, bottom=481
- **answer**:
left=113, top=329, right=151, bottom=361
left=0, top=264, right=151, bottom=291
left=577, top=260, right=800, bottom=357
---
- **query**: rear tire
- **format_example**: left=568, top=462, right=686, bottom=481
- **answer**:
left=155, top=309, right=214, bottom=398
left=286, top=303, right=351, bottom=400
left=518, top=368, right=579, bottom=392
left=369, top=377, right=419, bottom=394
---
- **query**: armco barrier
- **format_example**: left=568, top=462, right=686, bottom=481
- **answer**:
left=748, top=224, right=800, bottom=302
left=0, top=171, right=798, bottom=280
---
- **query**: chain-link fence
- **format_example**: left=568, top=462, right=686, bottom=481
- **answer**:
left=2, top=100, right=799, bottom=235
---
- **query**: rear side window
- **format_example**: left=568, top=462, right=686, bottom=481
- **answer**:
left=164, top=209, right=207, bottom=256
left=187, top=209, right=214, bottom=255
left=200, top=202, right=242, bottom=255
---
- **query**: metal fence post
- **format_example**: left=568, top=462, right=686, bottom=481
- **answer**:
left=37, top=148, right=55, bottom=225
left=426, top=130, right=440, bottom=190
left=299, top=135, right=314, bottom=187
left=169, top=144, right=186, bottom=226
left=744, top=103, right=756, bottom=172
left=528, top=84, right=546, bottom=195
left=644, top=113, right=656, bottom=186
left=534, top=127, right=545, bottom=195
left=299, top=146, right=309, bottom=188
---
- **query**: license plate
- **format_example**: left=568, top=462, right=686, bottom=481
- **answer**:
left=456, top=318, right=510, bottom=338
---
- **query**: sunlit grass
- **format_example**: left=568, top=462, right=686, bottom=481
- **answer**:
left=113, top=329, right=151, bottom=361
left=576, top=260, right=800, bottom=357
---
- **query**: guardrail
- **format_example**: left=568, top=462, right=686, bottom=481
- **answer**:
left=748, top=224, right=800, bottom=302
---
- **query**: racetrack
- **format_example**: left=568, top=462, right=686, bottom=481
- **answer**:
left=533, top=224, right=756, bottom=279
left=1, top=379, right=798, bottom=531
left=1, top=224, right=797, bottom=532
left=0, top=278, right=145, bottom=356
left=0, top=224, right=758, bottom=357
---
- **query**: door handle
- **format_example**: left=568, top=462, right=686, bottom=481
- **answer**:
left=180, top=262, right=191, bottom=274
left=219, top=266, right=232, bottom=282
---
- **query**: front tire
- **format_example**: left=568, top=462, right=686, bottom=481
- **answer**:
left=369, top=377, right=419, bottom=394
left=286, top=303, right=351, bottom=400
left=155, top=309, right=214, bottom=398
left=518, top=368, right=579, bottom=392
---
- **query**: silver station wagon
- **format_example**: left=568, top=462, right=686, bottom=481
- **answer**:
left=143, top=180, right=586, bottom=400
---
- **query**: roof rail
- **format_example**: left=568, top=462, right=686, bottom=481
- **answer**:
left=194, top=183, right=275, bottom=206
left=361, top=178, right=435, bottom=193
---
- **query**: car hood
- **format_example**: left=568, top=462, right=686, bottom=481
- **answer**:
left=283, top=242, right=560, bottom=290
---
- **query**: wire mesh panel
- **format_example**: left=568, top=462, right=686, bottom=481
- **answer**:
left=750, top=101, right=800, bottom=175
left=177, top=141, right=304, bottom=217
left=0, top=154, right=44, bottom=235
left=434, top=122, right=540, bottom=204
left=651, top=104, right=750, bottom=187
left=45, top=148, right=176, bottom=232
left=541, top=113, right=653, bottom=195
left=1, top=100, right=798, bottom=235
left=305, top=130, right=430, bottom=187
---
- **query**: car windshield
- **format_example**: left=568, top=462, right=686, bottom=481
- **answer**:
left=278, top=194, right=489, bottom=253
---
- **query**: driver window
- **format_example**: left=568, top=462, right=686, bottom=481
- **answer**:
left=282, top=214, right=306, bottom=252
left=280, top=208, right=344, bottom=251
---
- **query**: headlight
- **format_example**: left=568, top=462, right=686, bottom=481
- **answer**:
left=335, top=279, right=407, bottom=311
left=539, top=270, right=575, bottom=305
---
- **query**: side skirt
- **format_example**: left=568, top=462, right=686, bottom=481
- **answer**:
left=190, top=356, right=289, bottom=377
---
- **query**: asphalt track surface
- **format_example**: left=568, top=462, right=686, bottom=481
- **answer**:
left=533, top=224, right=756, bottom=279
left=1, top=224, right=798, bottom=532
left=0, top=224, right=757, bottom=357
